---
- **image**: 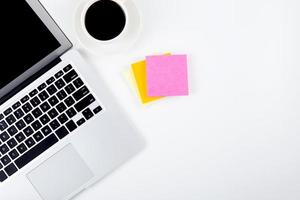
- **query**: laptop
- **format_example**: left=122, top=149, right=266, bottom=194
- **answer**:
left=0, top=1, right=144, bottom=199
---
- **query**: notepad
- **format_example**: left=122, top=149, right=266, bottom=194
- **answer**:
left=146, top=55, right=189, bottom=96
left=124, top=53, right=189, bottom=104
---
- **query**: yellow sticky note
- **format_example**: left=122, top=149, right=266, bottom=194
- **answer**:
left=131, top=60, right=164, bottom=104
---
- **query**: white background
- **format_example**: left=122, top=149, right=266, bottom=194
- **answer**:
left=40, top=0, right=300, bottom=199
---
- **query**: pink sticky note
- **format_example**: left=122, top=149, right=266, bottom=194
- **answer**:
left=146, top=55, right=189, bottom=96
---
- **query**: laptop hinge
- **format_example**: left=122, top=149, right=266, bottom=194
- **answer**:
left=0, top=57, right=62, bottom=106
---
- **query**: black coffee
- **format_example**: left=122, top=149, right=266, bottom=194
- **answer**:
left=85, top=0, right=126, bottom=41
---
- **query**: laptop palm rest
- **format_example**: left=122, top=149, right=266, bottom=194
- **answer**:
left=27, top=144, right=94, bottom=200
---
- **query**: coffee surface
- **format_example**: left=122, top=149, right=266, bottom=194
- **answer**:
left=85, top=0, right=126, bottom=41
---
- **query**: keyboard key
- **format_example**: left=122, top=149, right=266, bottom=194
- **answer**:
left=66, top=108, right=76, bottom=118
left=55, top=126, right=69, bottom=139
left=4, top=108, right=12, bottom=116
left=7, top=138, right=17, bottom=149
left=17, top=143, right=27, bottom=154
left=0, top=114, right=3, bottom=120
left=25, top=138, right=35, bottom=148
left=21, top=95, right=29, bottom=103
left=64, top=96, right=75, bottom=107
left=55, top=70, right=64, bottom=78
left=40, top=102, right=51, bottom=112
left=32, top=120, right=42, bottom=131
left=65, top=120, right=77, bottom=132
left=63, top=64, right=72, bottom=72
left=0, top=170, right=7, bottom=182
left=56, top=102, right=67, bottom=113
left=23, top=126, right=34, bottom=137
left=1, top=155, right=11, bottom=166
left=12, top=102, right=21, bottom=110
left=6, top=114, right=16, bottom=125
left=29, top=89, right=38, bottom=97
left=33, top=131, right=44, bottom=142
left=4, top=163, right=17, bottom=176
left=0, top=162, right=2, bottom=169
left=46, top=77, right=55, bottom=85
left=0, top=144, right=9, bottom=154
left=38, top=91, right=49, bottom=101
left=0, top=120, right=8, bottom=131
left=74, top=94, right=95, bottom=112
left=49, top=119, right=60, bottom=131
left=54, top=79, right=66, bottom=89
left=30, top=97, right=41, bottom=107
left=73, top=78, right=84, bottom=89
left=65, top=84, right=76, bottom=94
left=48, top=96, right=59, bottom=106
left=73, top=86, right=89, bottom=101
left=82, top=108, right=94, bottom=120
left=15, top=132, right=26, bottom=143
left=32, top=108, right=42, bottom=118
left=38, top=83, right=47, bottom=91
left=22, top=103, right=33, bottom=113
left=58, top=113, right=68, bottom=124
left=16, top=119, right=26, bottom=130
left=46, top=85, right=57, bottom=95
left=0, top=132, right=9, bottom=142
left=8, top=149, right=19, bottom=160
left=56, top=90, right=67, bottom=101
left=48, top=108, right=59, bottom=119
left=15, top=134, right=58, bottom=169
left=24, top=113, right=34, bottom=124
left=41, top=125, right=52, bottom=136
left=40, top=114, right=50, bottom=125
left=93, top=106, right=102, bottom=114
left=7, top=126, right=18, bottom=136
left=63, top=69, right=78, bottom=83
left=14, top=108, right=24, bottom=119
left=77, top=118, right=86, bottom=126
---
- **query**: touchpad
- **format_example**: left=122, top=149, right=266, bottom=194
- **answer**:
left=27, top=144, right=94, bottom=200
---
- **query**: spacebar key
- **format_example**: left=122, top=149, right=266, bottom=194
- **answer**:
left=15, top=134, right=59, bottom=169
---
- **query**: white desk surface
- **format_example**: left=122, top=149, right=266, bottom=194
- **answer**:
left=40, top=0, right=300, bottom=199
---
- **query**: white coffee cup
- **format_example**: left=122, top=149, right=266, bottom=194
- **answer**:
left=75, top=0, right=141, bottom=54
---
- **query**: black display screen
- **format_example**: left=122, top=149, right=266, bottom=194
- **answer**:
left=0, top=1, right=60, bottom=89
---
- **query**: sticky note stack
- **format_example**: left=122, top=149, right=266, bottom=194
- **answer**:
left=125, top=54, right=189, bottom=104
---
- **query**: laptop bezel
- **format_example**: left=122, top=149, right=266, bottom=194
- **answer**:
left=0, top=0, right=72, bottom=101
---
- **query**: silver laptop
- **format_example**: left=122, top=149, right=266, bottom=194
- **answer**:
left=0, top=1, right=144, bottom=200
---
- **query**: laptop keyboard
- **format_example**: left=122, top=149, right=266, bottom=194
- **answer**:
left=0, top=64, right=102, bottom=182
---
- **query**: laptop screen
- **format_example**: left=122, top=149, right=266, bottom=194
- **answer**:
left=0, top=1, right=61, bottom=90
left=0, top=0, right=71, bottom=103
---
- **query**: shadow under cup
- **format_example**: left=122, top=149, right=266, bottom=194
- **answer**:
left=84, top=0, right=126, bottom=41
